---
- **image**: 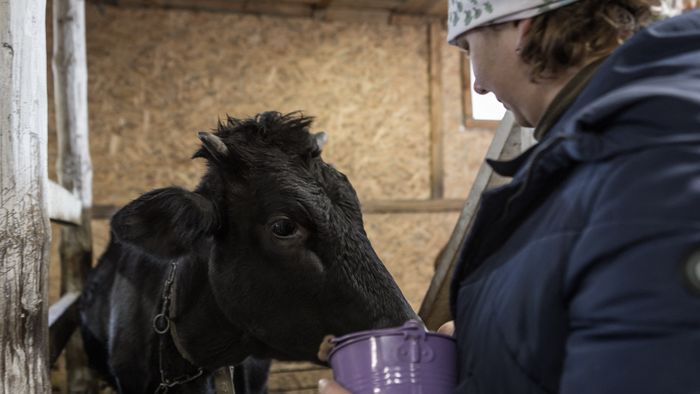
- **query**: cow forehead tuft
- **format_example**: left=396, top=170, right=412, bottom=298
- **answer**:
left=215, top=111, right=319, bottom=157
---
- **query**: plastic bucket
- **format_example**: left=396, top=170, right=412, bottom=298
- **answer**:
left=328, top=320, right=457, bottom=394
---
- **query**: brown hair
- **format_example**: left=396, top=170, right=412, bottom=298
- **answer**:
left=520, top=0, right=657, bottom=81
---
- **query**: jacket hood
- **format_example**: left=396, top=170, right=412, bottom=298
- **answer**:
left=555, top=9, right=700, bottom=162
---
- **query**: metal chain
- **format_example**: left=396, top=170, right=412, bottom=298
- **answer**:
left=153, top=262, right=177, bottom=334
left=152, top=261, right=205, bottom=394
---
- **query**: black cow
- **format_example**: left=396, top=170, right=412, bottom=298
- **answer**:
left=79, top=112, right=417, bottom=393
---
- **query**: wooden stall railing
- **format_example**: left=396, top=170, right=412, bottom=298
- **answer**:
left=0, top=0, right=52, bottom=391
left=47, top=0, right=97, bottom=391
left=418, top=113, right=535, bottom=330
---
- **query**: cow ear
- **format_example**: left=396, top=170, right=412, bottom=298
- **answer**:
left=110, top=187, right=218, bottom=259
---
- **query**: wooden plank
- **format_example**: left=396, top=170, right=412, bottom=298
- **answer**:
left=52, top=0, right=97, bottom=390
left=92, top=204, right=118, bottom=219
left=418, top=112, right=522, bottom=330
left=395, top=0, right=436, bottom=14
left=363, top=199, right=464, bottom=213
left=101, top=0, right=315, bottom=18
left=89, top=0, right=446, bottom=24
left=521, top=127, right=536, bottom=151
left=427, top=0, right=447, bottom=16
left=315, top=6, right=391, bottom=23
left=428, top=20, right=444, bottom=199
left=267, top=361, right=331, bottom=393
left=270, top=361, right=328, bottom=373
left=244, top=2, right=315, bottom=17
left=267, top=0, right=324, bottom=4
left=165, top=0, right=315, bottom=17
left=48, top=292, right=80, bottom=365
left=92, top=199, right=466, bottom=221
left=48, top=180, right=82, bottom=225
left=389, top=13, right=436, bottom=25
left=330, top=0, right=407, bottom=9
left=312, top=0, right=333, bottom=9
left=0, top=0, right=51, bottom=391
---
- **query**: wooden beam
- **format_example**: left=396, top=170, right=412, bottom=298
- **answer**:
left=395, top=0, right=436, bottom=14
left=315, top=6, right=392, bottom=23
left=362, top=199, right=464, bottom=214
left=0, top=0, right=51, bottom=391
left=427, top=0, right=447, bottom=16
left=313, top=0, right=333, bottom=9
left=267, top=361, right=332, bottom=392
left=48, top=292, right=80, bottom=365
left=418, top=112, right=522, bottom=330
left=52, top=0, right=97, bottom=389
left=390, top=13, right=437, bottom=25
left=91, top=0, right=445, bottom=24
left=105, top=0, right=315, bottom=18
left=48, top=180, right=82, bottom=225
left=330, top=0, right=407, bottom=9
left=92, top=198, right=466, bottom=221
left=92, top=204, right=119, bottom=219
left=168, top=0, right=314, bottom=17
left=428, top=21, right=444, bottom=199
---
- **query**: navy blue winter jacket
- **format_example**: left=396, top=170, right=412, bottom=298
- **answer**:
left=450, top=10, right=700, bottom=394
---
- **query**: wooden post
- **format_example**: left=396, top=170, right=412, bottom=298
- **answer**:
left=419, top=112, right=524, bottom=330
left=52, top=0, right=95, bottom=391
left=428, top=21, right=445, bottom=199
left=0, top=0, right=51, bottom=392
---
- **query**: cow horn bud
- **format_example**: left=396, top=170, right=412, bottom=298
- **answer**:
left=198, top=132, right=229, bottom=159
left=314, top=132, right=328, bottom=150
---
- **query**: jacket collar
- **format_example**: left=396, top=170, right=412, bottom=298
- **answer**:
left=533, top=56, right=607, bottom=141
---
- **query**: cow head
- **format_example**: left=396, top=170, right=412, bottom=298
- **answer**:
left=110, top=112, right=417, bottom=363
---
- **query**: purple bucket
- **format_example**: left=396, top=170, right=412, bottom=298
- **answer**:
left=328, top=320, right=457, bottom=394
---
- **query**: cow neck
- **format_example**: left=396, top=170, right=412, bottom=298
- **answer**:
left=167, top=257, right=253, bottom=369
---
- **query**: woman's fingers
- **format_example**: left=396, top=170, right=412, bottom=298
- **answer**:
left=317, top=335, right=334, bottom=362
left=437, top=320, right=455, bottom=336
left=318, top=378, right=352, bottom=394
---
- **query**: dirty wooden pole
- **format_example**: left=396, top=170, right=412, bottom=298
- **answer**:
left=428, top=20, right=445, bottom=200
left=52, top=0, right=95, bottom=391
left=419, top=113, right=522, bottom=330
left=0, top=0, right=51, bottom=392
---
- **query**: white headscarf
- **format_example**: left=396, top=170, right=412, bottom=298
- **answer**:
left=447, top=0, right=581, bottom=44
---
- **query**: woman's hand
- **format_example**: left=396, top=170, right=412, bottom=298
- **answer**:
left=438, top=320, right=455, bottom=336
left=318, top=378, right=351, bottom=394
left=317, top=322, right=454, bottom=393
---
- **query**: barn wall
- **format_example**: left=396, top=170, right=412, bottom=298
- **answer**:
left=46, top=3, right=493, bottom=392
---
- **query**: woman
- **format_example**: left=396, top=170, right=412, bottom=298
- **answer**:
left=320, top=1, right=700, bottom=392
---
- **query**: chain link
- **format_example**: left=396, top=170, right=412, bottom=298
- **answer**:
left=152, top=261, right=205, bottom=393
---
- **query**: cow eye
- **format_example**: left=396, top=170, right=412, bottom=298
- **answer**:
left=270, top=218, right=297, bottom=238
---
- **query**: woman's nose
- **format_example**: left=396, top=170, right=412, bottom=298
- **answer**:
left=473, top=82, right=488, bottom=95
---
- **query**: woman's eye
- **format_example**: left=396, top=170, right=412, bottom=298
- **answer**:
left=271, top=218, right=297, bottom=238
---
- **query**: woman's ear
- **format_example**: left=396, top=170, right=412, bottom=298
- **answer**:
left=515, top=18, right=533, bottom=53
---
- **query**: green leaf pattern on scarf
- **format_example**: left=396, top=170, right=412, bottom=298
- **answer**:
left=449, top=0, right=494, bottom=27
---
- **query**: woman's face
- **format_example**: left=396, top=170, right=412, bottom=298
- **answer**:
left=455, top=23, right=537, bottom=127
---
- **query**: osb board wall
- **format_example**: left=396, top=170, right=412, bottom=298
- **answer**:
left=81, top=5, right=432, bottom=205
